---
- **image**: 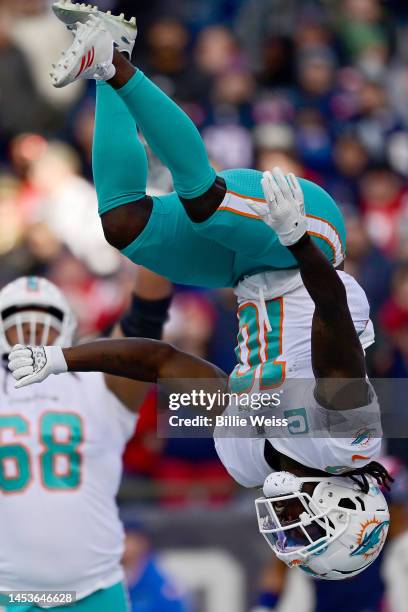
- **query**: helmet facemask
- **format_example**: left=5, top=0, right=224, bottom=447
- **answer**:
left=0, top=277, right=77, bottom=356
left=255, top=481, right=348, bottom=564
left=2, top=307, right=64, bottom=350
left=255, top=471, right=389, bottom=579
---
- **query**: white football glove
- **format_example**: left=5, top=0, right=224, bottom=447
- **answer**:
left=8, top=344, right=68, bottom=389
left=249, top=167, right=308, bottom=246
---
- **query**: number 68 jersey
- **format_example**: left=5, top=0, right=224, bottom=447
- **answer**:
left=0, top=369, right=136, bottom=600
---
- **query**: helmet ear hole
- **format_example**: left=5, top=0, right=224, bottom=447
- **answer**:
left=338, top=498, right=356, bottom=510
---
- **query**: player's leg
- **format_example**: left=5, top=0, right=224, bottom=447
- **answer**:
left=109, top=52, right=346, bottom=266
left=108, top=55, right=294, bottom=260
left=92, top=80, right=154, bottom=249
left=52, top=16, right=345, bottom=277
left=93, top=73, right=237, bottom=286
left=52, top=5, right=154, bottom=249
left=96, top=74, right=343, bottom=273
left=109, top=51, right=290, bottom=267
left=109, top=51, right=221, bottom=204
left=74, top=34, right=236, bottom=265
left=52, top=23, right=284, bottom=268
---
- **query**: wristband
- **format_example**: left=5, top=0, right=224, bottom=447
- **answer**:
left=45, top=346, right=68, bottom=374
left=120, top=294, right=172, bottom=340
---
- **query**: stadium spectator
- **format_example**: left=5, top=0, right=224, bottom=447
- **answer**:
left=123, top=521, right=190, bottom=611
left=343, top=210, right=393, bottom=319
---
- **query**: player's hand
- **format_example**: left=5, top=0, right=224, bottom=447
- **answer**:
left=8, top=344, right=68, bottom=389
left=248, top=167, right=308, bottom=246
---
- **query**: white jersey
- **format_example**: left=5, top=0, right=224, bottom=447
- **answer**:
left=214, top=270, right=381, bottom=487
left=0, top=368, right=136, bottom=602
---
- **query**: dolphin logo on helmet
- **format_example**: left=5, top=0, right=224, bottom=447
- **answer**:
left=351, top=519, right=389, bottom=558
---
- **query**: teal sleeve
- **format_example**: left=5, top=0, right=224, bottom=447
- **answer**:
left=116, top=71, right=216, bottom=199
left=93, top=82, right=148, bottom=216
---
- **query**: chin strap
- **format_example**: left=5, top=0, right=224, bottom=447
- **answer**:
left=335, top=461, right=394, bottom=494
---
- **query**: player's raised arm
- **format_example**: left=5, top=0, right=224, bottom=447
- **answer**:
left=250, top=167, right=368, bottom=410
left=8, top=337, right=227, bottom=390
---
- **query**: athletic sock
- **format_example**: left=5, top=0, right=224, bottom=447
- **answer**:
left=116, top=70, right=216, bottom=199
left=93, top=81, right=148, bottom=216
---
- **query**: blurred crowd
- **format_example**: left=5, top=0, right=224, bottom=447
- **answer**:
left=1, top=0, right=408, bottom=493
left=3, top=1, right=408, bottom=609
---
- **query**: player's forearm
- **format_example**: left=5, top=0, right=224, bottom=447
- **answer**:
left=288, top=233, right=348, bottom=319
left=10, top=337, right=227, bottom=390
left=63, top=338, right=174, bottom=382
left=63, top=338, right=226, bottom=382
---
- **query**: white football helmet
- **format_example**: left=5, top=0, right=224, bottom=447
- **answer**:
left=256, top=471, right=389, bottom=580
left=0, top=277, right=77, bottom=355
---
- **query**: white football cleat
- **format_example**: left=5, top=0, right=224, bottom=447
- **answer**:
left=52, top=0, right=137, bottom=58
left=50, top=15, right=115, bottom=88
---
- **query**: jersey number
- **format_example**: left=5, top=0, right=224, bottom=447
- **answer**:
left=0, top=413, right=83, bottom=494
left=229, top=299, right=286, bottom=394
